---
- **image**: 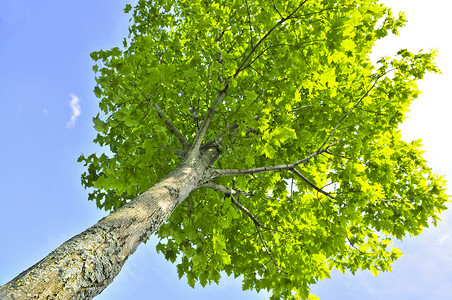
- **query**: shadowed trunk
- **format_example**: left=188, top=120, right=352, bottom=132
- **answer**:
left=0, top=147, right=219, bottom=300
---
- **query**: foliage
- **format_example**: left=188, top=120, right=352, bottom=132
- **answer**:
left=78, top=0, right=449, bottom=299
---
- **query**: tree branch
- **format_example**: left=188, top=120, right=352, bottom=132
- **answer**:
left=153, top=103, right=191, bottom=150
left=229, top=195, right=282, bottom=272
left=255, top=224, right=281, bottom=273
left=191, top=85, right=229, bottom=152
left=324, top=150, right=349, bottom=159
left=201, top=181, right=253, bottom=197
left=208, top=121, right=239, bottom=148
left=203, top=181, right=288, bottom=229
left=271, top=0, right=284, bottom=19
left=211, top=141, right=337, bottom=178
left=211, top=71, right=391, bottom=179
left=233, top=0, right=309, bottom=79
left=202, top=182, right=275, bottom=231
left=203, top=181, right=287, bottom=273
left=159, top=144, right=185, bottom=158
left=230, top=195, right=263, bottom=227
left=291, top=169, right=335, bottom=199
left=242, top=40, right=322, bottom=73
left=318, top=72, right=387, bottom=151
left=244, top=0, right=255, bottom=49
left=189, top=106, right=200, bottom=134
left=193, top=1, right=309, bottom=153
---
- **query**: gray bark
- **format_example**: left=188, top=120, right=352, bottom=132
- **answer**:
left=0, top=147, right=218, bottom=300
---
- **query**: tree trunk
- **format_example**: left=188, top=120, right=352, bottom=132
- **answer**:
left=0, top=148, right=218, bottom=299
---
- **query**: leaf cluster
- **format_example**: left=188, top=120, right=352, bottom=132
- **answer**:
left=79, top=0, right=448, bottom=298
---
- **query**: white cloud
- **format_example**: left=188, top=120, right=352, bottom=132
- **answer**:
left=43, top=108, right=48, bottom=116
left=67, top=94, right=81, bottom=128
left=436, top=234, right=451, bottom=246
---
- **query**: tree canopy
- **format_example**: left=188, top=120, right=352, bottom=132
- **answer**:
left=78, top=0, right=449, bottom=298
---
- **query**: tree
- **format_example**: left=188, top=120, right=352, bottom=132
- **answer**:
left=0, top=0, right=448, bottom=299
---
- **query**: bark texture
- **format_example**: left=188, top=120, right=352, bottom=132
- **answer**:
left=0, top=148, right=218, bottom=300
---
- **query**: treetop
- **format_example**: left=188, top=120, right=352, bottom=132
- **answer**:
left=78, top=1, right=448, bottom=298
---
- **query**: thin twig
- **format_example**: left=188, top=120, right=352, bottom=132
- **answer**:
left=291, top=169, right=335, bottom=199
left=271, top=0, right=284, bottom=19
left=153, top=103, right=191, bottom=150
left=318, top=72, right=388, bottom=151
left=233, top=0, right=309, bottom=79
left=230, top=195, right=282, bottom=272
left=244, top=0, right=254, bottom=49
left=212, top=121, right=239, bottom=146
left=255, top=223, right=281, bottom=273
left=201, top=181, right=254, bottom=197
left=324, top=150, right=349, bottom=159
left=230, top=195, right=263, bottom=227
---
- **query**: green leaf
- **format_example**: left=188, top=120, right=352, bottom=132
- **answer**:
left=93, top=86, right=102, bottom=98
left=245, top=90, right=258, bottom=101
left=341, top=39, right=356, bottom=51
left=124, top=4, right=132, bottom=13
left=92, top=114, right=108, bottom=133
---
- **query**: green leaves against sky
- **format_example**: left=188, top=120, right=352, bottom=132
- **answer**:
left=78, top=0, right=448, bottom=299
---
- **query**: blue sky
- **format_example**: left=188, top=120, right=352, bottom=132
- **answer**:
left=0, top=1, right=451, bottom=299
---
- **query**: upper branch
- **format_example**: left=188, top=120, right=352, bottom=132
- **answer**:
left=153, top=103, right=191, bottom=150
left=244, top=0, right=255, bottom=49
left=207, top=121, right=239, bottom=148
left=192, top=1, right=309, bottom=153
left=211, top=142, right=336, bottom=178
left=212, top=73, right=388, bottom=178
left=318, top=72, right=386, bottom=151
left=233, top=0, right=309, bottom=79
left=191, top=85, right=229, bottom=152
